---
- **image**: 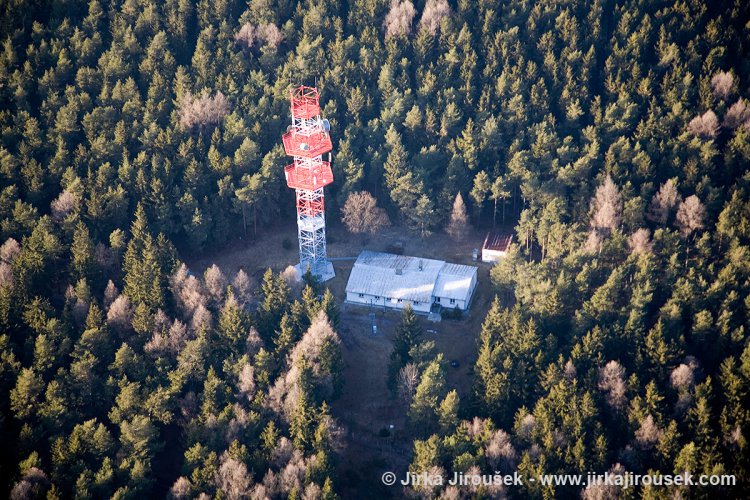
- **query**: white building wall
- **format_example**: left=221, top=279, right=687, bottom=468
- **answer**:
left=482, top=249, right=507, bottom=263
left=346, top=292, right=432, bottom=314
left=433, top=271, right=476, bottom=311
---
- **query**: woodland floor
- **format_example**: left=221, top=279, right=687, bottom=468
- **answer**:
left=189, top=219, right=500, bottom=497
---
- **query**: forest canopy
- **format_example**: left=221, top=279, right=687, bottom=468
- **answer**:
left=0, top=0, right=749, bottom=498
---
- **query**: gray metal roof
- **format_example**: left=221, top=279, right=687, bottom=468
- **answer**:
left=433, top=263, right=477, bottom=301
left=346, top=251, right=476, bottom=303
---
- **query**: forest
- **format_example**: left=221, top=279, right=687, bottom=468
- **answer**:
left=1, top=0, right=750, bottom=498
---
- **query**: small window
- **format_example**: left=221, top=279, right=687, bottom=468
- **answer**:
left=375, top=296, right=380, bottom=300
left=358, top=293, right=365, bottom=298
left=435, top=297, right=441, bottom=303
left=414, top=301, right=419, bottom=306
left=450, top=298, right=456, bottom=304
left=397, top=298, right=403, bottom=303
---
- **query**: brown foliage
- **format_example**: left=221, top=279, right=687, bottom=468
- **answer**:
left=590, top=175, right=622, bottom=233
left=232, top=270, right=252, bottom=306
left=634, top=415, right=662, bottom=449
left=628, top=228, right=652, bottom=255
left=711, top=71, right=734, bottom=100
left=723, top=98, right=750, bottom=129
left=215, top=454, right=251, bottom=500
left=203, top=264, right=227, bottom=306
left=446, top=192, right=470, bottom=241
left=647, top=179, right=681, bottom=225
left=419, top=0, right=450, bottom=35
left=235, top=22, right=282, bottom=49
left=598, top=360, right=627, bottom=410
left=384, top=0, right=416, bottom=39
left=687, top=110, right=719, bottom=138
left=107, top=294, right=134, bottom=332
left=675, top=195, right=706, bottom=237
left=50, top=190, right=79, bottom=222
left=0, top=238, right=20, bottom=263
left=178, top=91, right=230, bottom=130
left=340, top=191, right=390, bottom=234
left=168, top=477, right=192, bottom=499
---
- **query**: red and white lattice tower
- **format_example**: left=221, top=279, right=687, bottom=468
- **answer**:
left=281, top=86, right=335, bottom=281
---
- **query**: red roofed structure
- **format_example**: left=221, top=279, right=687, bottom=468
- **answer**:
left=481, top=232, right=513, bottom=262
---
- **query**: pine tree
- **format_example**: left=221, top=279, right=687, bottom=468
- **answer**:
left=470, top=170, right=490, bottom=223
left=123, top=205, right=164, bottom=309
left=408, top=355, right=446, bottom=433
left=412, top=194, right=435, bottom=238
left=388, top=305, right=423, bottom=390
left=70, top=222, right=94, bottom=283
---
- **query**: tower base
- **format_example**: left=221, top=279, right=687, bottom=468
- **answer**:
left=294, top=260, right=335, bottom=283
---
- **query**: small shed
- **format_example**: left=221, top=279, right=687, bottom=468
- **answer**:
left=482, top=232, right=513, bottom=263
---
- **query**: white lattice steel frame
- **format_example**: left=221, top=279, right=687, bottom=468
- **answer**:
left=281, top=86, right=334, bottom=281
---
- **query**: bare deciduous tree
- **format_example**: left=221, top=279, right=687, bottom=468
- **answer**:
left=584, top=228, right=603, bottom=254
left=517, top=413, right=536, bottom=440
left=485, top=429, right=517, bottom=471
left=235, top=23, right=256, bottom=47
left=676, top=195, right=706, bottom=238
left=711, top=71, right=734, bottom=100
left=94, top=243, right=111, bottom=268
left=178, top=91, right=230, bottom=130
left=647, top=179, right=681, bottom=225
left=563, top=360, right=577, bottom=380
left=670, top=363, right=695, bottom=390
left=168, top=477, right=192, bottom=499
left=419, top=0, right=450, bottom=35
left=236, top=22, right=282, bottom=49
left=107, top=294, right=134, bottom=332
left=446, top=192, right=470, bottom=241
left=172, top=265, right=207, bottom=318
left=147, top=318, right=191, bottom=356
left=103, top=280, right=118, bottom=308
left=0, top=238, right=20, bottom=263
left=341, top=191, right=390, bottom=235
left=723, top=98, right=750, bottom=129
left=590, top=175, right=622, bottom=233
left=232, top=269, right=252, bottom=306
left=628, top=228, right=653, bottom=255
left=635, top=415, right=663, bottom=449
left=384, top=0, right=416, bottom=39
left=687, top=110, right=719, bottom=138
left=0, top=262, right=13, bottom=288
left=50, top=190, right=79, bottom=222
left=10, top=467, right=49, bottom=500
left=246, top=326, right=262, bottom=356
left=258, top=23, right=282, bottom=48
left=598, top=360, right=627, bottom=410
left=268, top=312, right=341, bottom=419
left=215, top=454, right=251, bottom=500
left=204, top=264, right=227, bottom=305
left=191, top=303, right=212, bottom=331
left=238, top=363, right=255, bottom=398
left=397, top=363, right=419, bottom=403
left=582, top=463, right=627, bottom=500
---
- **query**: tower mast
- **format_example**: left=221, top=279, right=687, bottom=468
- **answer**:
left=281, top=85, right=335, bottom=281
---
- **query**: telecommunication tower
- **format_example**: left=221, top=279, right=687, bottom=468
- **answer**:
left=281, top=86, right=335, bottom=281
